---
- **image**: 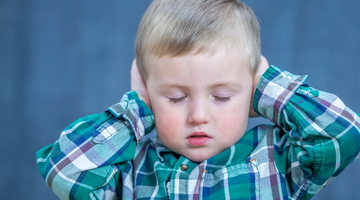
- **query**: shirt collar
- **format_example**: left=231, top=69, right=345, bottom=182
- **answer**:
left=145, top=128, right=175, bottom=162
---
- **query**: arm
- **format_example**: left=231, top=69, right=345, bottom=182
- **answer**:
left=37, top=60, right=153, bottom=199
left=36, top=92, right=154, bottom=199
left=253, top=65, right=360, bottom=199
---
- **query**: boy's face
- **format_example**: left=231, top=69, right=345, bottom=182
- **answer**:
left=146, top=49, right=253, bottom=162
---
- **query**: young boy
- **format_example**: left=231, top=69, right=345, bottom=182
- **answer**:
left=36, top=0, right=360, bottom=199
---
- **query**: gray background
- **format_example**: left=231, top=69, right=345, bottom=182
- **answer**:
left=1, top=0, right=359, bottom=199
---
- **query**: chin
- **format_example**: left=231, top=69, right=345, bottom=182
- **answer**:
left=185, top=152, right=215, bottom=163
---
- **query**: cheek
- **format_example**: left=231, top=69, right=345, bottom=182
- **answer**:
left=152, top=99, right=180, bottom=129
left=217, top=91, right=252, bottom=137
left=152, top=105, right=184, bottom=148
left=217, top=107, right=249, bottom=144
left=218, top=113, right=247, bottom=134
left=155, top=114, right=181, bottom=133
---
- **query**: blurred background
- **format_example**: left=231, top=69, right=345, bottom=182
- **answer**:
left=1, top=0, right=359, bottom=199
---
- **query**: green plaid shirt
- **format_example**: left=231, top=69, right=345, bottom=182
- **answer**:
left=36, top=66, right=360, bottom=200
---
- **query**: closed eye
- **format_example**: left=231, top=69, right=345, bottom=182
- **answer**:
left=169, top=96, right=186, bottom=103
left=214, top=96, right=230, bottom=102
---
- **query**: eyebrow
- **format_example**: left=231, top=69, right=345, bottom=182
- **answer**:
left=208, top=82, right=242, bottom=88
left=158, top=83, right=188, bottom=90
left=159, top=82, right=242, bottom=90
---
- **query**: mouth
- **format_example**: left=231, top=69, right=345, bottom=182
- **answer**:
left=186, top=132, right=211, bottom=146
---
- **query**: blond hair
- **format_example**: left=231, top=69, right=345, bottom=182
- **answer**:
left=135, top=0, right=261, bottom=80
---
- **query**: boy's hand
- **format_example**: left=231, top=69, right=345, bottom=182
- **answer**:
left=131, top=59, right=152, bottom=109
left=249, top=55, right=269, bottom=118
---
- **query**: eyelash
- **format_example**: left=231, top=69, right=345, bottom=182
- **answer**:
left=169, top=97, right=186, bottom=103
left=215, top=96, right=231, bottom=102
left=169, top=96, right=231, bottom=103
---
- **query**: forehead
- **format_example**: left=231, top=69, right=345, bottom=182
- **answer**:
left=146, top=49, right=252, bottom=88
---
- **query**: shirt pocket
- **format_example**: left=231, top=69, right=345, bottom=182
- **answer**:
left=203, top=161, right=260, bottom=199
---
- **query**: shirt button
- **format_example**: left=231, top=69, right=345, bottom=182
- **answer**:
left=180, top=164, right=189, bottom=171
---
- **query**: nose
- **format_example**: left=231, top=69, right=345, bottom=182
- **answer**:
left=188, top=98, right=210, bottom=125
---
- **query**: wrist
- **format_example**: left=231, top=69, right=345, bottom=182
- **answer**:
left=252, top=66, right=307, bottom=125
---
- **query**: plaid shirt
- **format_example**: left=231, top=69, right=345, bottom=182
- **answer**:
left=36, top=66, right=360, bottom=200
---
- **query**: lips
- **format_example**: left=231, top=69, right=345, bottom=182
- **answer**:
left=188, top=132, right=210, bottom=138
left=186, top=132, right=211, bottom=146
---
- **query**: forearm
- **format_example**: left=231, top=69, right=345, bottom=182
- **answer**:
left=253, top=65, right=360, bottom=199
left=36, top=91, right=154, bottom=199
left=254, top=65, right=360, bottom=142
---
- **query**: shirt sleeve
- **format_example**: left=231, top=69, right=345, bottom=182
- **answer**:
left=253, top=65, right=360, bottom=200
left=36, top=91, right=154, bottom=200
